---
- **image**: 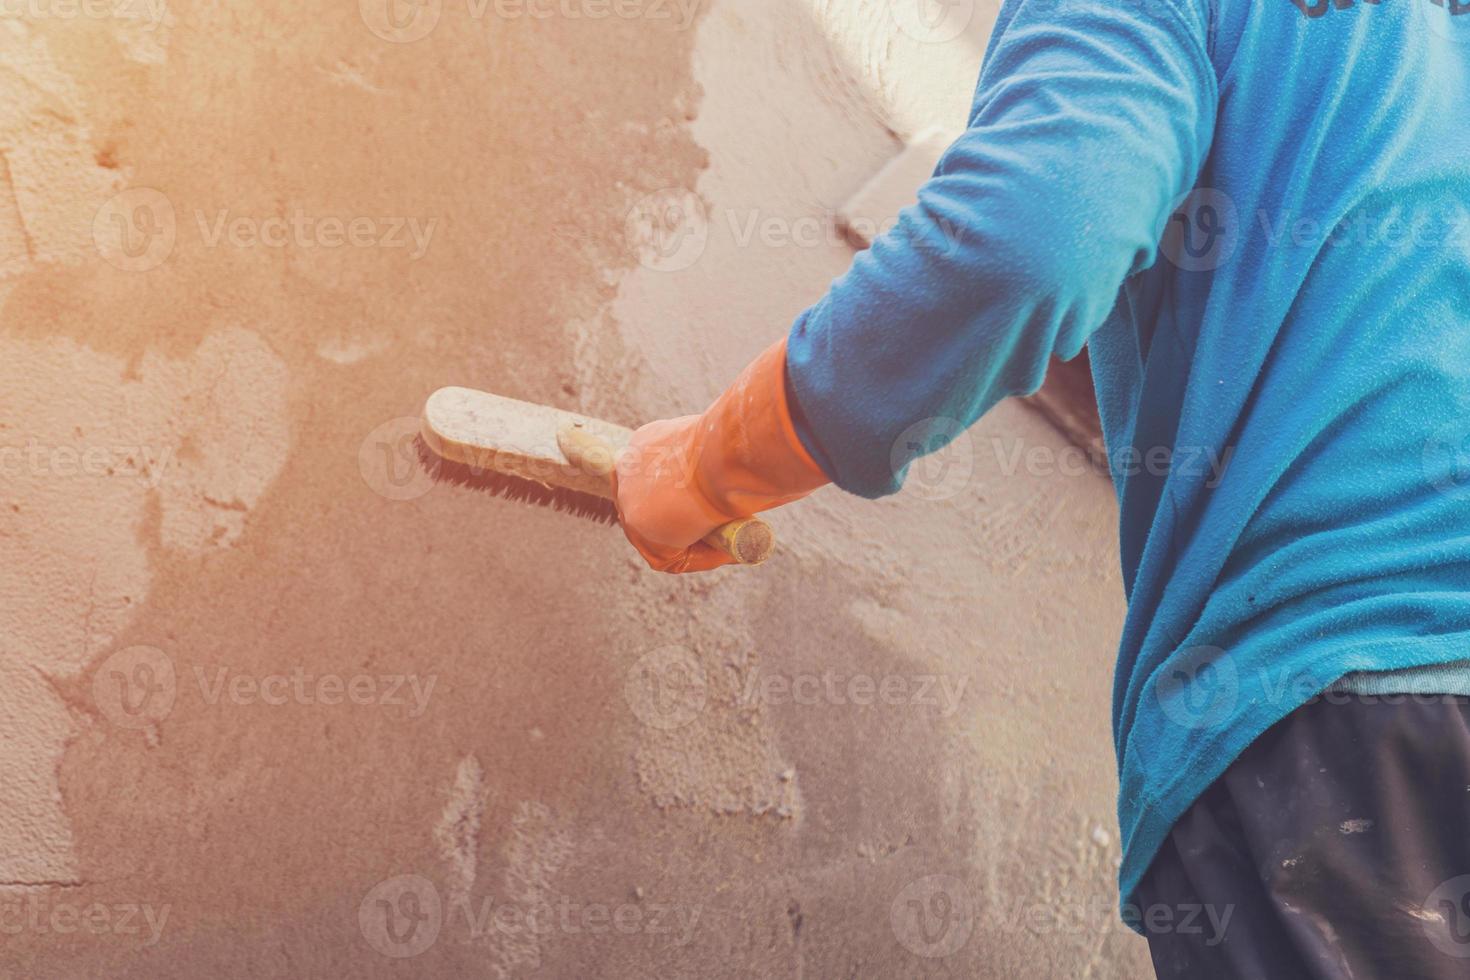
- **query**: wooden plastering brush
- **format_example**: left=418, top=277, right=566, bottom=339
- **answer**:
left=415, top=386, right=775, bottom=565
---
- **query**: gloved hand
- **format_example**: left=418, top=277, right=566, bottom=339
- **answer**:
left=612, top=339, right=830, bottom=573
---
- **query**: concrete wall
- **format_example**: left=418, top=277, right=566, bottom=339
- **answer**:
left=0, top=0, right=1151, bottom=975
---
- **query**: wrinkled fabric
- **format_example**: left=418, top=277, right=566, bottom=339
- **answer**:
left=1137, top=693, right=1470, bottom=978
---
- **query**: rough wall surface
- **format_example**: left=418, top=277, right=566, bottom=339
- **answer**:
left=0, top=0, right=1152, bottom=975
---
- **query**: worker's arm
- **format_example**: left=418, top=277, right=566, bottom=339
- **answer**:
left=614, top=0, right=1217, bottom=571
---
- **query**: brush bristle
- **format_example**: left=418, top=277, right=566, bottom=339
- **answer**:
left=413, top=434, right=619, bottom=525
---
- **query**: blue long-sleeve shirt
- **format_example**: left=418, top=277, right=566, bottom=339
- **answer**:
left=785, top=0, right=1470, bottom=915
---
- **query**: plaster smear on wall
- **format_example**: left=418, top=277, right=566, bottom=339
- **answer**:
left=605, top=0, right=989, bottom=411
left=432, top=763, right=579, bottom=977
left=0, top=327, right=289, bottom=883
left=632, top=640, right=801, bottom=820
left=0, top=21, right=126, bottom=278
left=0, top=12, right=291, bottom=886
left=435, top=754, right=487, bottom=907
left=487, top=801, right=576, bottom=978
left=798, top=0, right=994, bottom=136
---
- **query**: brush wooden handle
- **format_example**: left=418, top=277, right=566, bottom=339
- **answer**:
left=557, top=423, right=775, bottom=566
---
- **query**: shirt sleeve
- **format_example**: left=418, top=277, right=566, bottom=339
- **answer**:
left=784, top=0, right=1217, bottom=497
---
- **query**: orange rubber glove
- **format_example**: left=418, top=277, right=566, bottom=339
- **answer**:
left=612, top=339, right=830, bottom=573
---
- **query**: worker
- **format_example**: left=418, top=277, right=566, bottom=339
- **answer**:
left=612, top=0, right=1470, bottom=974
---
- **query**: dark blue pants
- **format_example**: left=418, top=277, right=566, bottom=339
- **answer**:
left=1136, top=692, right=1470, bottom=978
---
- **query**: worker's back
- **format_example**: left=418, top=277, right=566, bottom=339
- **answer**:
left=1094, top=0, right=1470, bottom=905
left=773, top=0, right=1470, bottom=911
